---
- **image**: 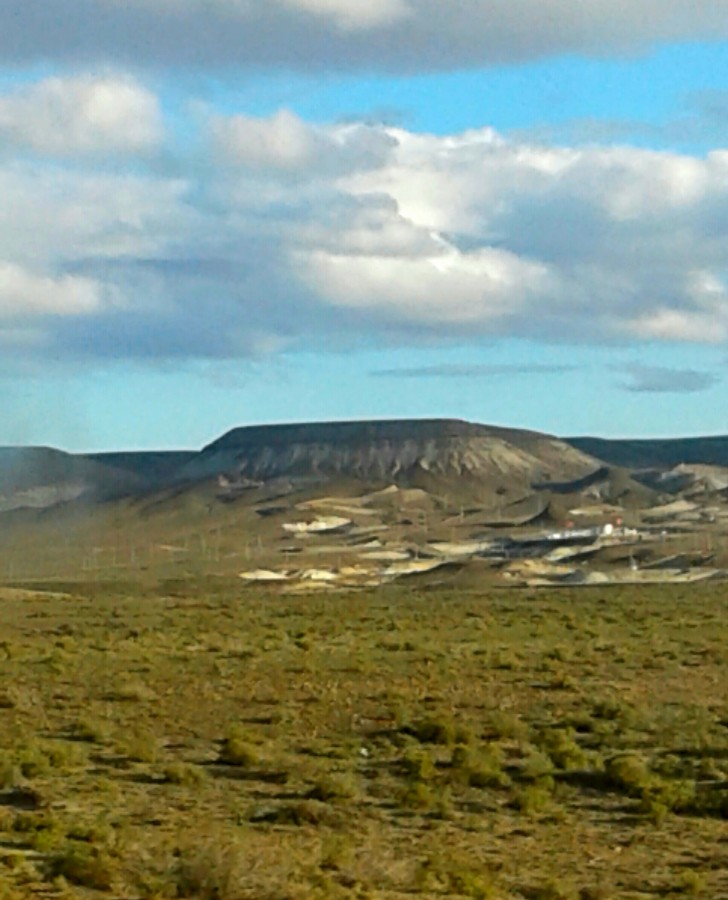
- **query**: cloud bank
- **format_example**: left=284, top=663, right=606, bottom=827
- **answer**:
left=372, top=364, right=577, bottom=378
left=620, top=364, right=721, bottom=394
left=3, top=79, right=728, bottom=367
left=2, top=1, right=728, bottom=72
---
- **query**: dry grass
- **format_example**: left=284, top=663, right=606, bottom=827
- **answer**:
left=0, top=578, right=726, bottom=898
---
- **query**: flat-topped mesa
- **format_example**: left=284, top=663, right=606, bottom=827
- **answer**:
left=205, top=418, right=489, bottom=451
left=184, top=418, right=598, bottom=494
left=202, top=418, right=569, bottom=451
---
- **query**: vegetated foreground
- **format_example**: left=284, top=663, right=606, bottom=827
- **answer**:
left=0, top=581, right=727, bottom=899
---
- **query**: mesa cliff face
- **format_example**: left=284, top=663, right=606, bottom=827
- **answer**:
left=1, top=421, right=601, bottom=513
left=180, top=419, right=597, bottom=496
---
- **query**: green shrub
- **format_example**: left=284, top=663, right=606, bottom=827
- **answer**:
left=12, top=740, right=85, bottom=779
left=13, top=810, right=65, bottom=853
left=217, top=727, right=260, bottom=767
left=47, top=844, right=116, bottom=891
left=520, top=749, right=554, bottom=784
left=249, top=800, right=337, bottom=826
left=638, top=796, right=668, bottom=827
left=173, top=841, right=247, bottom=899
left=484, top=711, right=530, bottom=742
left=400, top=747, right=436, bottom=782
left=397, top=781, right=439, bottom=812
left=16, top=745, right=51, bottom=779
left=0, top=691, right=16, bottom=709
left=162, top=762, right=207, bottom=787
left=305, top=773, right=359, bottom=803
left=604, top=753, right=653, bottom=795
left=43, top=741, right=86, bottom=770
left=527, top=878, right=579, bottom=900
left=403, top=715, right=457, bottom=745
left=450, top=743, right=472, bottom=770
left=69, top=718, right=110, bottom=744
left=672, top=870, right=707, bottom=895
left=318, top=833, right=354, bottom=872
left=591, top=698, right=637, bottom=728
left=642, top=778, right=696, bottom=815
left=536, top=728, right=587, bottom=771
left=0, top=756, right=23, bottom=790
left=511, top=785, right=553, bottom=815
left=669, top=783, right=728, bottom=818
left=445, top=866, right=499, bottom=898
left=121, top=728, right=161, bottom=764
left=453, top=743, right=510, bottom=790
left=415, top=854, right=500, bottom=898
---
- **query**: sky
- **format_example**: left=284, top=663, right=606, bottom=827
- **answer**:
left=2, top=1, right=728, bottom=451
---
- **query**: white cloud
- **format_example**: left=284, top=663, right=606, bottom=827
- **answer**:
left=293, top=128, right=728, bottom=341
left=629, top=308, right=728, bottom=343
left=2, top=1, right=728, bottom=71
left=0, top=74, right=163, bottom=156
left=626, top=270, right=728, bottom=342
left=0, top=163, right=189, bottom=266
left=212, top=109, right=397, bottom=175
left=296, top=245, right=554, bottom=327
left=3, top=89, right=728, bottom=364
left=344, top=133, right=716, bottom=237
left=0, top=263, right=104, bottom=319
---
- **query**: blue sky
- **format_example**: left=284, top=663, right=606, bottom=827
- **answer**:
left=201, top=43, right=728, bottom=144
left=1, top=1, right=728, bottom=450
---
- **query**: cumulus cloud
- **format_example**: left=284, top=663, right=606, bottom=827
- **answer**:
left=4, top=84, right=728, bottom=366
left=1, top=1, right=728, bottom=72
left=0, top=74, right=163, bottom=157
left=0, top=264, right=104, bottom=319
left=619, top=364, right=721, bottom=394
left=296, top=245, right=554, bottom=328
left=289, top=129, right=728, bottom=342
left=627, top=271, right=728, bottom=342
left=0, top=163, right=189, bottom=267
left=211, top=109, right=397, bottom=175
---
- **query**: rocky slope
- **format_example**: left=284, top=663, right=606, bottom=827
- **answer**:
left=180, top=419, right=598, bottom=501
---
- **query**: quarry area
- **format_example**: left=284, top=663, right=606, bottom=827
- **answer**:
left=2, top=418, right=728, bottom=587
left=237, top=477, right=727, bottom=592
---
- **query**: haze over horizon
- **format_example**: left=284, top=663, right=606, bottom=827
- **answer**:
left=2, top=2, right=728, bottom=451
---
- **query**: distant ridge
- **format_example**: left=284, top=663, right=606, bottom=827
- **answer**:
left=85, top=451, right=197, bottom=483
left=5, top=421, right=728, bottom=517
left=0, top=447, right=131, bottom=493
left=566, top=435, right=728, bottom=469
left=0, top=446, right=139, bottom=512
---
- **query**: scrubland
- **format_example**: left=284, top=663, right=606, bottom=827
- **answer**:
left=0, top=579, right=726, bottom=899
